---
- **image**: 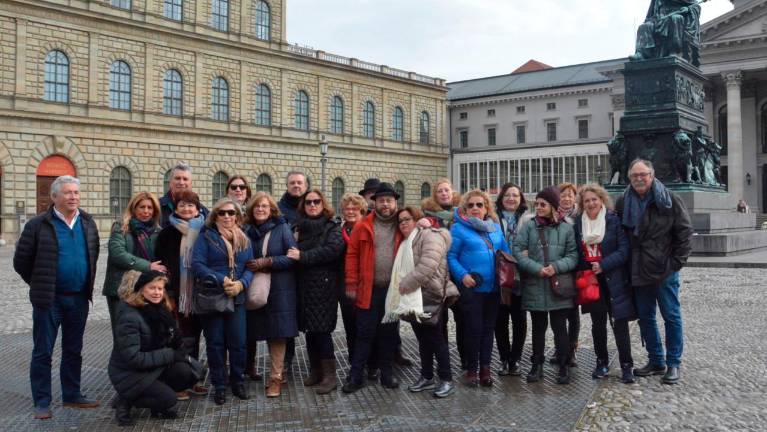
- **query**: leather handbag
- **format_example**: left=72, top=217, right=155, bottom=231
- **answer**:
left=246, top=231, right=272, bottom=310
left=536, top=227, right=576, bottom=299
left=194, top=274, right=234, bottom=314
left=496, top=250, right=519, bottom=306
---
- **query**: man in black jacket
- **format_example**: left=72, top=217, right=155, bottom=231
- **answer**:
left=13, top=176, right=101, bottom=420
left=159, top=163, right=209, bottom=227
left=615, top=159, right=693, bottom=385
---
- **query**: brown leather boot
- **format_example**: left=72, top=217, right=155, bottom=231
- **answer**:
left=266, top=375, right=282, bottom=398
left=479, top=366, right=493, bottom=387
left=303, top=352, right=322, bottom=387
left=314, top=359, right=337, bottom=395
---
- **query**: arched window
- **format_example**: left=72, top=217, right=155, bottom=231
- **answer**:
left=111, top=0, right=131, bottom=9
left=212, top=171, right=229, bottom=204
left=163, top=0, right=183, bottom=20
left=163, top=169, right=172, bottom=192
left=420, top=182, right=431, bottom=199
left=212, top=76, right=229, bottom=121
left=256, top=173, right=273, bottom=194
left=392, top=106, right=404, bottom=141
left=211, top=0, right=229, bottom=31
left=761, top=102, right=767, bottom=154
left=332, top=177, right=345, bottom=213
left=330, top=96, right=344, bottom=134
left=163, top=69, right=183, bottom=116
left=394, top=181, right=405, bottom=207
left=44, top=50, right=69, bottom=103
left=295, top=90, right=309, bottom=130
left=255, top=1, right=271, bottom=40
left=109, top=60, right=131, bottom=110
left=420, top=111, right=430, bottom=145
left=255, top=83, right=271, bottom=126
left=718, top=105, right=728, bottom=156
left=109, top=166, right=132, bottom=216
left=363, top=101, right=375, bottom=138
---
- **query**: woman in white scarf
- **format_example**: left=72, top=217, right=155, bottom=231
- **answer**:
left=384, top=207, right=459, bottom=398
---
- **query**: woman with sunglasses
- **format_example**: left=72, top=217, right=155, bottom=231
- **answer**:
left=192, top=198, right=254, bottom=405
left=243, top=192, right=299, bottom=397
left=288, top=189, right=345, bottom=394
left=514, top=186, right=578, bottom=385
left=226, top=176, right=252, bottom=211
left=447, top=189, right=509, bottom=387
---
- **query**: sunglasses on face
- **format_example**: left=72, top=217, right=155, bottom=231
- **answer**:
left=305, top=199, right=322, bottom=207
left=466, top=202, right=484, bottom=209
left=229, top=184, right=247, bottom=191
left=217, top=209, right=237, bottom=217
left=534, top=202, right=549, bottom=208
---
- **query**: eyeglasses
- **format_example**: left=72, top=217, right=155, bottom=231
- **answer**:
left=630, top=172, right=652, bottom=179
left=254, top=204, right=270, bottom=210
left=466, top=202, right=484, bottom=209
left=398, top=217, right=413, bottom=225
left=229, top=184, right=247, bottom=191
left=534, top=202, right=549, bottom=208
left=305, top=199, right=322, bottom=207
left=217, top=209, right=237, bottom=217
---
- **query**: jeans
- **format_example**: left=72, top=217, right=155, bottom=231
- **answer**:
left=348, top=287, right=396, bottom=384
left=31, top=293, right=89, bottom=408
left=494, top=294, right=527, bottom=363
left=530, top=309, right=570, bottom=366
left=412, top=318, right=452, bottom=381
left=201, top=304, right=246, bottom=391
left=635, top=271, right=684, bottom=367
left=130, top=362, right=196, bottom=411
left=461, top=289, right=500, bottom=372
left=442, top=301, right=467, bottom=369
left=590, top=311, right=633, bottom=366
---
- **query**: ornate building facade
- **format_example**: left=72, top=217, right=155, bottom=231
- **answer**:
left=0, top=0, right=448, bottom=240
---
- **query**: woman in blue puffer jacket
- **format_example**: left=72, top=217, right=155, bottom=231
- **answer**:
left=447, top=189, right=509, bottom=388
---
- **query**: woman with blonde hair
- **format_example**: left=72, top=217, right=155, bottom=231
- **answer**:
left=103, top=192, right=165, bottom=329
left=447, top=189, right=509, bottom=387
left=192, top=197, right=254, bottom=405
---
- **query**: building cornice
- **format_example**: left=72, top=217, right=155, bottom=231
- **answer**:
left=450, top=137, right=611, bottom=155
left=447, top=85, right=612, bottom=109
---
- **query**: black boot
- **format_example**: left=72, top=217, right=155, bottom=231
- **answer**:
left=526, top=364, right=543, bottom=383
left=567, top=343, right=578, bottom=367
left=592, top=358, right=609, bottom=379
left=634, top=362, right=666, bottom=377
left=231, top=382, right=249, bottom=400
left=620, top=363, right=635, bottom=384
left=114, top=397, right=134, bottom=427
left=556, top=364, right=571, bottom=385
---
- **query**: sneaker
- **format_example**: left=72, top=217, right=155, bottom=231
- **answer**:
left=408, top=377, right=435, bottom=393
left=433, top=380, right=455, bottom=398
left=592, top=359, right=609, bottom=379
left=176, top=391, right=190, bottom=401
left=63, top=396, right=100, bottom=409
left=634, top=362, right=666, bottom=377
left=620, top=363, right=635, bottom=384
left=33, top=406, right=52, bottom=420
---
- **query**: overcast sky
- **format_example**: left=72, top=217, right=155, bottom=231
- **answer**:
left=286, top=0, right=734, bottom=83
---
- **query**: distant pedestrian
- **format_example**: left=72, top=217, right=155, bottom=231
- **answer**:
left=736, top=199, right=749, bottom=214
left=13, top=176, right=101, bottom=420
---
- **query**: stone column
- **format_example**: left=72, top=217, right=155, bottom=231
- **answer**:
left=723, top=71, right=743, bottom=200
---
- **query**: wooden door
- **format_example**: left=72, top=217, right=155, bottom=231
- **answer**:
left=37, top=176, right=56, bottom=214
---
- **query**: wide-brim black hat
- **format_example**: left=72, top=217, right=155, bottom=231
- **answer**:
left=371, top=182, right=400, bottom=200
left=359, top=178, right=381, bottom=196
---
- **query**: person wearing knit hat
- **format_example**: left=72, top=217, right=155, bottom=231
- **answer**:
left=513, top=186, right=579, bottom=385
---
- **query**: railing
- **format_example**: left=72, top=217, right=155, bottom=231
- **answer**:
left=284, top=43, right=444, bottom=87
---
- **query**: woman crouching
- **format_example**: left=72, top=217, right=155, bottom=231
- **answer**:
left=109, top=270, right=197, bottom=426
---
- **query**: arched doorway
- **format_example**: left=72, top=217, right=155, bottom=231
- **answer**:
left=36, top=155, right=76, bottom=214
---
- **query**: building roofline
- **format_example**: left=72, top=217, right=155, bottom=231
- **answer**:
left=446, top=57, right=626, bottom=86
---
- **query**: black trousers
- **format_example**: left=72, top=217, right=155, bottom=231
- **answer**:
left=530, top=309, right=571, bottom=366
left=129, top=362, right=197, bottom=412
left=339, top=297, right=378, bottom=370
left=178, top=314, right=204, bottom=360
left=591, top=311, right=633, bottom=366
left=441, top=301, right=467, bottom=369
left=412, top=318, right=452, bottom=381
left=306, top=331, right=334, bottom=360
left=348, top=287, right=396, bottom=383
left=566, top=306, right=581, bottom=347
left=494, top=294, right=527, bottom=363
left=461, top=290, right=500, bottom=372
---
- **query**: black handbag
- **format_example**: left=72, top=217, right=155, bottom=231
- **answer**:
left=536, top=227, right=576, bottom=299
left=194, top=274, right=234, bottom=314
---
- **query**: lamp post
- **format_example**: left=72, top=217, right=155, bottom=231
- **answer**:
left=111, top=197, right=120, bottom=222
left=319, top=135, right=329, bottom=195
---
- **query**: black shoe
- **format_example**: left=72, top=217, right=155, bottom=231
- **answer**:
left=621, top=363, right=635, bottom=384
left=526, top=364, right=543, bottom=383
left=150, top=405, right=178, bottom=419
left=567, top=345, right=578, bottom=367
left=592, top=359, right=609, bottom=379
left=114, top=398, right=133, bottom=427
left=408, top=377, right=435, bottom=392
left=213, top=390, right=226, bottom=405
left=341, top=379, right=364, bottom=394
left=231, top=382, right=249, bottom=400
left=662, top=366, right=680, bottom=385
left=557, top=365, right=571, bottom=385
left=548, top=355, right=558, bottom=365
left=497, top=360, right=511, bottom=376
left=366, top=368, right=380, bottom=381
left=433, top=380, right=455, bottom=398
left=508, top=360, right=521, bottom=376
left=380, top=376, right=400, bottom=389
left=634, top=362, right=666, bottom=377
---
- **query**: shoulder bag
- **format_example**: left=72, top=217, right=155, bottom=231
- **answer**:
left=496, top=250, right=519, bottom=306
left=536, top=226, right=576, bottom=299
left=194, top=274, right=234, bottom=314
left=246, top=230, right=272, bottom=310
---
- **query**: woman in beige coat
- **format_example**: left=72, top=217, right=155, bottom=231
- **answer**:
left=394, top=207, right=459, bottom=398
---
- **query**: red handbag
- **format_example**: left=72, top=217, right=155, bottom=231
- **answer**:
left=576, top=269, right=600, bottom=305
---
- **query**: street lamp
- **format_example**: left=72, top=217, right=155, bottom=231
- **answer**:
left=111, top=196, right=120, bottom=222
left=319, top=135, right=329, bottom=195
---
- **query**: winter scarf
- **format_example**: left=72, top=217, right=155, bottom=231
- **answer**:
left=581, top=205, right=607, bottom=245
left=622, top=179, right=672, bottom=236
left=500, top=210, right=518, bottom=242
left=424, top=209, right=454, bottom=228
left=458, top=211, right=497, bottom=233
left=382, top=227, right=423, bottom=324
left=169, top=213, right=205, bottom=316
left=214, top=222, right=250, bottom=272
left=138, top=301, right=179, bottom=351
left=129, top=218, right=157, bottom=261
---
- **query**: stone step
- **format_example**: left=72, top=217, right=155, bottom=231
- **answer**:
left=691, top=229, right=767, bottom=256
left=691, top=212, right=755, bottom=233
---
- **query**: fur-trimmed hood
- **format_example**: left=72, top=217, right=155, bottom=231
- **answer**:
left=420, top=192, right=461, bottom=213
left=117, top=270, right=142, bottom=301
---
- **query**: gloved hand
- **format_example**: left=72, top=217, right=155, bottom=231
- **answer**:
left=224, top=280, right=244, bottom=297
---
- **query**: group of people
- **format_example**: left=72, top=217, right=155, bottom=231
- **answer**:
left=14, top=158, right=693, bottom=426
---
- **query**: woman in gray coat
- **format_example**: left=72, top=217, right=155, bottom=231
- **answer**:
left=514, top=186, right=578, bottom=385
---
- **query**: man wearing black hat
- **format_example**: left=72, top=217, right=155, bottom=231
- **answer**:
left=343, top=183, right=404, bottom=392
left=359, top=178, right=381, bottom=211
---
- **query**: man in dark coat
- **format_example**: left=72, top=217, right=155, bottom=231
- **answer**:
left=13, top=176, right=101, bottom=420
left=615, top=159, right=693, bottom=385
left=159, top=163, right=209, bottom=227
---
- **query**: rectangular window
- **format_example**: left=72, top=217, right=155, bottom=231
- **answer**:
left=520, top=160, right=530, bottom=193
left=547, top=102, right=556, bottom=111
left=460, top=163, right=468, bottom=194
left=516, top=125, right=526, bottom=144
left=487, top=109, right=495, bottom=117
left=553, top=157, right=563, bottom=186
left=111, top=0, right=131, bottom=9
left=531, top=158, right=541, bottom=192
left=487, top=128, right=496, bottom=146
left=576, top=156, right=587, bottom=185
left=547, top=122, right=557, bottom=142
left=459, top=112, right=468, bottom=120
left=469, top=163, right=478, bottom=190
left=542, top=158, right=552, bottom=188
left=459, top=130, right=468, bottom=148
left=565, top=156, right=575, bottom=184
left=516, top=106, right=525, bottom=114
left=588, top=155, right=600, bottom=183
left=499, top=160, right=508, bottom=186
left=510, top=160, right=519, bottom=185
left=164, top=0, right=183, bottom=21
left=489, top=161, right=498, bottom=194
left=578, top=119, right=589, bottom=139
left=211, top=0, right=229, bottom=31
left=578, top=98, right=588, bottom=108
left=479, top=162, right=488, bottom=191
